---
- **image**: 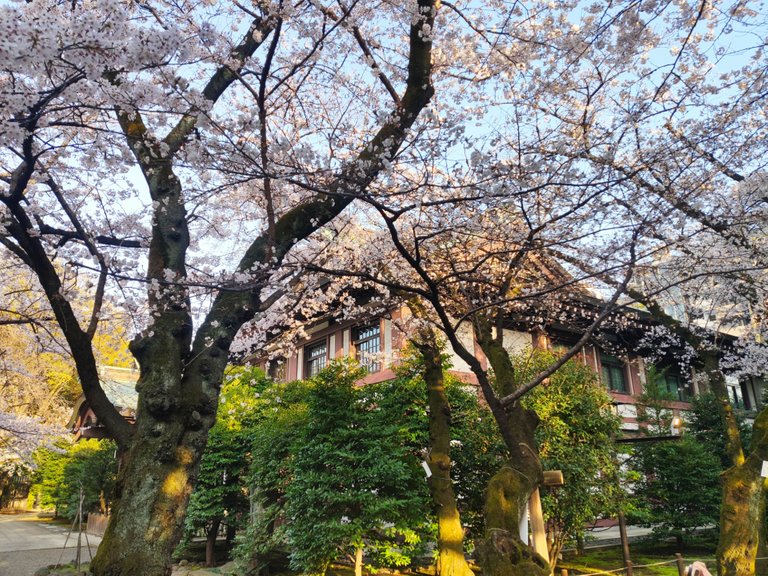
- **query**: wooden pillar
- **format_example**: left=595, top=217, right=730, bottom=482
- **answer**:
left=529, top=487, right=549, bottom=562
left=519, top=501, right=529, bottom=545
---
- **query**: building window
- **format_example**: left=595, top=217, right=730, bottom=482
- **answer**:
left=600, top=352, right=628, bottom=393
left=726, top=376, right=749, bottom=410
left=354, top=322, right=381, bottom=373
left=305, top=340, right=327, bottom=378
left=662, top=370, right=687, bottom=402
left=267, top=358, right=286, bottom=382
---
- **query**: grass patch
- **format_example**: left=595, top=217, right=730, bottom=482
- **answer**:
left=560, top=540, right=717, bottom=575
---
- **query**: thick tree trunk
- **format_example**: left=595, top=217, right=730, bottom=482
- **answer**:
left=90, top=409, right=211, bottom=576
left=476, top=423, right=548, bottom=576
left=416, top=331, right=475, bottom=576
left=473, top=321, right=549, bottom=576
left=717, top=459, right=766, bottom=576
left=716, top=398, right=768, bottom=576
left=703, top=353, right=768, bottom=576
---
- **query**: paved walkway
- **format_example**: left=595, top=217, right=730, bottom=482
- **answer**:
left=585, top=523, right=654, bottom=547
left=0, top=513, right=102, bottom=576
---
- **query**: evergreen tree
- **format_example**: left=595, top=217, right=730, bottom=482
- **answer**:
left=631, top=368, right=721, bottom=544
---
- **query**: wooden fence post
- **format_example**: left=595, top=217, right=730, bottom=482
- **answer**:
left=618, top=511, right=633, bottom=576
left=675, top=553, right=686, bottom=576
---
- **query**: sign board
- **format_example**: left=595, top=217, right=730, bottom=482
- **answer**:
left=761, top=461, right=768, bottom=478
left=543, top=470, right=564, bottom=487
left=421, top=461, right=432, bottom=478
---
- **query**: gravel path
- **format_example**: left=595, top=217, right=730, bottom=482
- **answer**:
left=0, top=545, right=99, bottom=576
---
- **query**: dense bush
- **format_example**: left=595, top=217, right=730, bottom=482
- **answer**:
left=28, top=438, right=116, bottom=520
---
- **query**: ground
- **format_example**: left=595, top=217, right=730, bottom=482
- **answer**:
left=0, top=513, right=101, bottom=576
left=0, top=512, right=239, bottom=576
left=1, top=512, right=718, bottom=576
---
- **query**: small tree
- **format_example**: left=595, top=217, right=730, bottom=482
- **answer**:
left=631, top=369, right=721, bottom=545
left=239, top=378, right=311, bottom=575
left=633, top=437, right=721, bottom=546
left=29, top=439, right=117, bottom=520
left=688, top=392, right=751, bottom=471
left=285, top=361, right=431, bottom=575
left=183, top=367, right=270, bottom=567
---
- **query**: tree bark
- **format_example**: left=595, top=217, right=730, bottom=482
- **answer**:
left=473, top=319, right=549, bottom=576
left=715, top=381, right=768, bottom=576
left=90, top=407, right=213, bottom=576
left=717, top=457, right=766, bottom=575
left=414, top=329, right=475, bottom=576
left=477, top=417, right=548, bottom=576
left=700, top=353, right=768, bottom=576
left=206, top=518, right=221, bottom=568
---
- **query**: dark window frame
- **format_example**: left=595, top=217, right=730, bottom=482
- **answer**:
left=725, top=376, right=749, bottom=410
left=600, top=352, right=628, bottom=394
left=304, top=339, right=328, bottom=378
left=353, top=321, right=382, bottom=373
left=661, top=369, right=688, bottom=402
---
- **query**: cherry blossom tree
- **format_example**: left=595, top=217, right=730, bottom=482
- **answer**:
left=280, top=3, right=768, bottom=574
left=1, top=0, right=437, bottom=574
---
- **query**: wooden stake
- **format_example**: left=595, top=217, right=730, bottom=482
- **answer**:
left=76, top=486, right=84, bottom=576
left=675, top=553, right=685, bottom=576
left=618, top=511, right=632, bottom=576
left=529, top=488, right=549, bottom=563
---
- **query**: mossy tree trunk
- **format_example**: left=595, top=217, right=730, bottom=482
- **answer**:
left=702, top=353, right=768, bottom=576
left=718, top=458, right=767, bottom=575
left=624, top=295, right=768, bottom=576
left=473, top=318, right=549, bottom=576
left=414, top=329, right=475, bottom=576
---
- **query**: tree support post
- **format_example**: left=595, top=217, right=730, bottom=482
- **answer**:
left=675, top=553, right=685, bottom=576
left=528, top=488, right=548, bottom=563
left=618, top=511, right=632, bottom=576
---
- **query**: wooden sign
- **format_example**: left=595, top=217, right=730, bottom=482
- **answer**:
left=543, top=470, right=564, bottom=487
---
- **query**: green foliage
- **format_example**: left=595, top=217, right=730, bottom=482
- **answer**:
left=28, top=439, right=116, bottom=520
left=688, top=392, right=750, bottom=470
left=516, top=349, right=623, bottom=558
left=246, top=351, right=622, bottom=571
left=636, top=365, right=676, bottom=434
left=242, top=360, right=433, bottom=574
left=631, top=437, right=721, bottom=542
left=183, top=367, right=271, bottom=543
left=285, top=361, right=431, bottom=572
left=237, top=377, right=313, bottom=573
left=630, top=373, right=721, bottom=542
